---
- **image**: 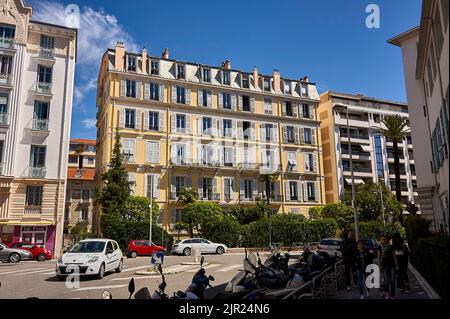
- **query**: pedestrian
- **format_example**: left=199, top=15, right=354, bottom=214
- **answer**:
left=392, top=232, right=411, bottom=292
left=355, top=240, right=372, bottom=299
left=377, top=234, right=398, bottom=299
left=341, top=230, right=357, bottom=291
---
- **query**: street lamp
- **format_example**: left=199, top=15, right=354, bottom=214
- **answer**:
left=147, top=165, right=156, bottom=243
left=335, top=104, right=359, bottom=241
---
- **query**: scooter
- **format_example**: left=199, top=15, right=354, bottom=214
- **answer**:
left=174, top=256, right=215, bottom=300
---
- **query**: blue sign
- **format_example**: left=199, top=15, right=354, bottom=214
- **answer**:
left=151, top=251, right=165, bottom=265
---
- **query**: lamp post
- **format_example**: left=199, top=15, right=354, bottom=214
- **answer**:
left=149, top=175, right=153, bottom=243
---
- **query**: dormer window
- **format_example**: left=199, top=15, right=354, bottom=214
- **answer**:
left=241, top=74, right=250, bottom=89
left=300, top=83, right=309, bottom=97
left=150, top=60, right=159, bottom=75
left=283, top=81, right=292, bottom=94
left=202, top=67, right=211, bottom=83
left=222, top=70, right=231, bottom=85
left=177, top=64, right=185, bottom=79
left=127, top=55, right=137, bottom=72
left=263, top=78, right=271, bottom=92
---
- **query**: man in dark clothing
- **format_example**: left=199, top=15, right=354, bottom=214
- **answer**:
left=377, top=235, right=398, bottom=299
left=341, top=231, right=357, bottom=291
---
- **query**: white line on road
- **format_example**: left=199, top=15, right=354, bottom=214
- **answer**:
left=40, top=272, right=56, bottom=276
left=121, top=265, right=152, bottom=273
left=0, top=268, right=48, bottom=276
left=110, top=276, right=159, bottom=281
left=216, top=264, right=242, bottom=272
left=72, top=284, right=128, bottom=292
left=9, top=269, right=57, bottom=276
left=186, top=264, right=220, bottom=272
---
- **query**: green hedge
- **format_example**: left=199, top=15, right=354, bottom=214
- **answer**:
left=357, top=221, right=405, bottom=240
left=101, top=214, right=174, bottom=251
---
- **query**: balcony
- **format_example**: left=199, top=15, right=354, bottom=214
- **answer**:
left=0, top=73, right=13, bottom=87
left=343, top=166, right=373, bottom=177
left=27, top=166, right=47, bottom=179
left=0, top=38, right=16, bottom=50
left=341, top=150, right=371, bottom=161
left=335, top=115, right=370, bottom=128
left=238, top=163, right=260, bottom=172
left=269, top=194, right=283, bottom=203
left=340, top=133, right=370, bottom=144
left=24, top=205, right=42, bottom=215
left=0, top=112, right=9, bottom=126
left=239, top=195, right=255, bottom=202
left=199, top=193, right=220, bottom=201
left=26, top=118, right=50, bottom=135
left=31, top=82, right=53, bottom=100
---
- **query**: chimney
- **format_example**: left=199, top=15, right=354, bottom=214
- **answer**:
left=273, top=69, right=281, bottom=93
left=253, top=66, right=259, bottom=90
left=162, top=48, right=169, bottom=59
left=222, top=60, right=231, bottom=69
left=303, top=76, right=309, bottom=83
left=141, top=48, right=147, bottom=74
left=115, top=42, right=125, bottom=71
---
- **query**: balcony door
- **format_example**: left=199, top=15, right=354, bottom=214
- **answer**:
left=30, top=145, right=46, bottom=168
left=33, top=101, right=49, bottom=130
left=37, top=65, right=52, bottom=83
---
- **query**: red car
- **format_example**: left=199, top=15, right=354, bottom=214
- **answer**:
left=127, top=240, right=166, bottom=258
left=8, top=242, right=52, bottom=261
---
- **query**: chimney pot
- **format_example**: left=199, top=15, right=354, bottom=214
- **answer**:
left=222, top=60, right=231, bottom=69
left=162, top=48, right=169, bottom=59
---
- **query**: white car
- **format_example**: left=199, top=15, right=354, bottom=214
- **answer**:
left=317, top=238, right=343, bottom=258
left=56, top=239, right=123, bottom=280
left=171, top=238, right=228, bottom=256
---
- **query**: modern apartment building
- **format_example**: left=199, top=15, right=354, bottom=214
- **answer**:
left=0, top=1, right=77, bottom=255
left=65, top=139, right=96, bottom=234
left=319, top=92, right=418, bottom=208
left=94, top=42, right=325, bottom=233
left=388, top=0, right=448, bottom=233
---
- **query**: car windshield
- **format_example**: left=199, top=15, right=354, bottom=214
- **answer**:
left=69, top=241, right=105, bottom=253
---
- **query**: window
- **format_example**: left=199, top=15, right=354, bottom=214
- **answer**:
left=69, top=155, right=78, bottom=164
left=302, top=104, right=310, bottom=118
left=222, top=70, right=231, bottom=85
left=177, top=64, right=185, bottom=79
left=242, top=95, right=251, bottom=112
left=174, top=176, right=185, bottom=197
left=223, top=119, right=232, bottom=137
left=200, top=89, right=209, bottom=107
left=223, top=177, right=233, bottom=201
left=0, top=94, right=7, bottom=124
left=244, top=179, right=253, bottom=200
left=0, top=56, right=12, bottom=80
left=304, top=128, right=313, bottom=145
left=241, top=74, right=250, bottom=89
left=0, top=24, right=15, bottom=46
left=176, top=87, right=186, bottom=104
left=283, top=81, right=291, bottom=94
left=82, top=189, right=90, bottom=201
left=149, top=82, right=159, bottom=100
left=87, top=145, right=96, bottom=152
left=170, top=209, right=182, bottom=227
left=64, top=208, right=70, bottom=221
left=285, top=102, right=293, bottom=117
left=176, top=114, right=186, bottom=132
left=265, top=124, right=273, bottom=142
left=125, top=109, right=136, bottom=129
left=26, top=186, right=43, bottom=206
left=33, top=101, right=49, bottom=130
left=223, top=147, right=234, bottom=166
left=306, top=182, right=316, bottom=201
left=201, top=145, right=214, bottom=165
left=149, top=111, right=159, bottom=131
left=37, top=65, right=52, bottom=83
left=202, top=117, right=212, bottom=135
left=30, top=145, right=46, bottom=168
left=263, top=78, right=271, bottom=91
left=374, top=134, right=384, bottom=177
left=150, top=60, right=159, bottom=75
left=289, top=181, right=298, bottom=201
left=202, top=68, right=211, bottom=82
left=305, top=153, right=315, bottom=172
left=122, top=139, right=135, bottom=162
left=126, top=80, right=137, bottom=98
left=176, top=144, right=186, bottom=164
left=287, top=126, right=295, bottom=143
left=222, top=93, right=231, bottom=109
left=146, top=141, right=160, bottom=163
left=287, top=152, right=297, bottom=169
left=264, top=98, right=273, bottom=114
left=201, top=177, right=213, bottom=200
left=127, top=56, right=137, bottom=72
left=87, top=157, right=94, bottom=165
left=300, top=83, right=309, bottom=97
left=243, top=121, right=251, bottom=140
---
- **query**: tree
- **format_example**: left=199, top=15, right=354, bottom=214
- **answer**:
left=227, top=205, right=266, bottom=225
left=124, top=196, right=159, bottom=222
left=181, top=202, right=223, bottom=237
left=382, top=115, right=410, bottom=224
left=309, top=207, right=323, bottom=220
left=177, top=187, right=198, bottom=206
left=320, top=203, right=355, bottom=234
left=96, top=130, right=132, bottom=217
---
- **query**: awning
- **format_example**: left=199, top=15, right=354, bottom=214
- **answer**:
left=360, top=145, right=372, bottom=152
left=345, top=178, right=365, bottom=185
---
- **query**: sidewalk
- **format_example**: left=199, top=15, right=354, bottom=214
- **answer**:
left=336, top=266, right=432, bottom=300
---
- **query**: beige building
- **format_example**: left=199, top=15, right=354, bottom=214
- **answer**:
left=64, top=139, right=96, bottom=234
left=319, top=92, right=418, bottom=207
left=388, top=0, right=448, bottom=233
left=0, top=1, right=77, bottom=255
left=94, top=42, right=326, bottom=234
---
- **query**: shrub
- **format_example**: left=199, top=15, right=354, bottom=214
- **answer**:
left=202, top=216, right=243, bottom=248
left=358, top=221, right=405, bottom=240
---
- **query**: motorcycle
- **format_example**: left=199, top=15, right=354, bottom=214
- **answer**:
left=174, top=256, right=215, bottom=300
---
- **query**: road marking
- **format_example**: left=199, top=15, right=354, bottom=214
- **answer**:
left=163, top=264, right=196, bottom=273
left=0, top=268, right=48, bottom=276
left=72, top=284, right=128, bottom=292
left=186, top=264, right=220, bottom=273
left=9, top=269, right=56, bottom=276
left=110, top=276, right=159, bottom=281
left=216, top=264, right=242, bottom=272
left=121, top=265, right=151, bottom=273
left=40, top=272, right=56, bottom=276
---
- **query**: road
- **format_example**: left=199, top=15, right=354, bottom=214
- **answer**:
left=0, top=253, right=247, bottom=299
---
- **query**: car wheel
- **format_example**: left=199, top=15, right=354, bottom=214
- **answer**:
left=216, top=246, right=225, bottom=255
left=9, top=253, right=21, bottom=263
left=56, top=275, right=65, bottom=281
left=115, top=259, right=123, bottom=273
left=37, top=254, right=47, bottom=262
left=128, top=251, right=137, bottom=258
left=97, top=263, right=105, bottom=279
left=183, top=248, right=191, bottom=256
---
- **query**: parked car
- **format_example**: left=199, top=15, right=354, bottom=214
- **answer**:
left=317, top=238, right=344, bottom=258
left=56, top=239, right=123, bottom=280
left=170, top=238, right=228, bottom=256
left=8, top=242, right=53, bottom=261
left=127, top=240, right=166, bottom=258
left=0, top=243, right=33, bottom=263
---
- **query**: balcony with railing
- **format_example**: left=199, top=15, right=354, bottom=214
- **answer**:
left=39, top=47, right=55, bottom=60
left=32, top=82, right=53, bottom=98
left=0, top=112, right=9, bottom=126
left=342, top=164, right=373, bottom=176
left=27, top=166, right=47, bottom=179
left=0, top=38, right=16, bottom=50
left=27, top=118, right=50, bottom=134
left=340, top=130, right=370, bottom=144
left=199, top=193, right=220, bottom=201
left=238, top=163, right=259, bottom=171
left=0, top=73, right=13, bottom=87
left=24, top=205, right=42, bottom=215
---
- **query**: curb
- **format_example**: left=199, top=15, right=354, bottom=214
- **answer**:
left=408, top=263, right=441, bottom=299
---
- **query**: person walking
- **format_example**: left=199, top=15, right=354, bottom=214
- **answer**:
left=392, top=232, right=411, bottom=292
left=341, top=231, right=357, bottom=291
left=356, top=240, right=372, bottom=299
left=377, top=235, right=398, bottom=299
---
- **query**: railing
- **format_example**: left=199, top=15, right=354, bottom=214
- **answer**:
left=199, top=193, right=220, bottom=201
left=32, top=118, right=49, bottom=131
left=0, top=112, right=9, bottom=125
left=28, top=166, right=47, bottom=178
left=238, top=163, right=259, bottom=170
left=269, top=194, right=283, bottom=202
left=341, top=150, right=371, bottom=157
left=0, top=38, right=15, bottom=49
left=33, top=81, right=53, bottom=95
left=343, top=167, right=372, bottom=173
left=239, top=195, right=255, bottom=202
left=39, top=47, right=55, bottom=59
left=24, top=205, right=42, bottom=215
left=340, top=133, right=370, bottom=140
left=0, top=73, right=13, bottom=86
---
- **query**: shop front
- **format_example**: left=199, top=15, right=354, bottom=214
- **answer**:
left=0, top=224, right=56, bottom=253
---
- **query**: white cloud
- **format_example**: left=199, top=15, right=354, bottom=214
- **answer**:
left=74, top=77, right=97, bottom=106
left=81, top=119, right=97, bottom=129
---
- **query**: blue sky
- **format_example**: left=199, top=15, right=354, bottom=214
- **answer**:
left=28, top=0, right=422, bottom=139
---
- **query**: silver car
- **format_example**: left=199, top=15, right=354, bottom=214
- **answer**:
left=0, top=243, right=33, bottom=263
left=171, top=238, right=228, bottom=256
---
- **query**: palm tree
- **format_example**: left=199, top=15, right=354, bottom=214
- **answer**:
left=176, top=187, right=198, bottom=206
left=382, top=115, right=410, bottom=224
